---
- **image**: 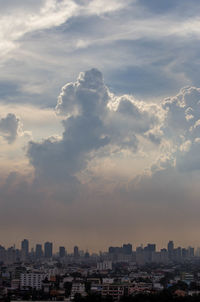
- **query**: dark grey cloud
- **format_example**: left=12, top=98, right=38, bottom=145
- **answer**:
left=28, top=69, right=110, bottom=184
left=0, top=113, right=20, bottom=143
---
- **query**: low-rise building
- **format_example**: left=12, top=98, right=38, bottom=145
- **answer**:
left=20, top=272, right=48, bottom=290
left=70, top=282, right=86, bottom=299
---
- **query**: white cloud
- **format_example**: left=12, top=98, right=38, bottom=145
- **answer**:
left=0, top=0, right=77, bottom=57
left=0, top=0, right=129, bottom=59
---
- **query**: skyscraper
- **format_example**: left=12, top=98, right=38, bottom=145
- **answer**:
left=167, top=240, right=174, bottom=260
left=144, top=244, right=156, bottom=262
left=21, top=239, right=29, bottom=259
left=74, top=246, right=79, bottom=258
left=44, top=242, right=53, bottom=258
left=35, top=244, right=43, bottom=259
left=167, top=240, right=174, bottom=252
left=59, top=246, right=66, bottom=258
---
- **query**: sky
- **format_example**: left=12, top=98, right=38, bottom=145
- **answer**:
left=1, top=0, right=200, bottom=252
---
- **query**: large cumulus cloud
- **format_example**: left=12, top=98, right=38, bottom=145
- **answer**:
left=26, top=70, right=200, bottom=194
left=27, top=68, right=160, bottom=186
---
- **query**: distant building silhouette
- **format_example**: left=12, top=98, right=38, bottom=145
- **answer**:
left=74, top=246, right=79, bottom=258
left=44, top=242, right=53, bottom=258
left=167, top=240, right=174, bottom=259
left=59, top=246, right=66, bottom=258
left=21, top=239, right=29, bottom=259
left=122, top=244, right=132, bottom=255
left=35, top=244, right=43, bottom=259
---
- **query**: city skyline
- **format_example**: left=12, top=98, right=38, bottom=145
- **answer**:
left=1, top=1, right=200, bottom=249
left=1, top=239, right=200, bottom=254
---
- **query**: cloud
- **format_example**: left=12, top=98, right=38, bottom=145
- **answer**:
left=1, top=152, right=200, bottom=251
left=150, top=86, right=200, bottom=173
left=2, top=70, right=200, bottom=249
left=28, top=69, right=110, bottom=184
left=56, top=68, right=109, bottom=117
left=0, top=113, right=21, bottom=143
left=0, top=0, right=77, bottom=57
left=6, top=70, right=200, bottom=190
left=0, top=0, right=128, bottom=59
left=2, top=0, right=200, bottom=110
left=27, top=68, right=160, bottom=187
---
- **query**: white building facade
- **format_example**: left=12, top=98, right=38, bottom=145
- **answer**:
left=20, top=273, right=48, bottom=290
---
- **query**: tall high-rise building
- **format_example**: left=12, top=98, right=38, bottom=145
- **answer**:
left=35, top=244, right=43, bottom=259
left=21, top=239, right=29, bottom=258
left=167, top=240, right=174, bottom=260
left=182, top=248, right=188, bottom=258
left=167, top=240, right=174, bottom=259
left=143, top=244, right=156, bottom=263
left=167, top=240, right=174, bottom=252
left=188, top=246, right=194, bottom=257
left=74, top=246, right=79, bottom=258
left=44, top=242, right=53, bottom=258
left=59, top=246, right=66, bottom=258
